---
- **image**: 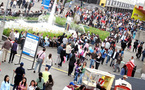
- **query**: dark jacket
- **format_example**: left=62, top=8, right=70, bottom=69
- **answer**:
left=69, top=54, right=76, bottom=66
left=57, top=46, right=63, bottom=54
left=111, top=52, right=119, bottom=59
left=2, top=40, right=12, bottom=50
left=45, top=81, right=53, bottom=90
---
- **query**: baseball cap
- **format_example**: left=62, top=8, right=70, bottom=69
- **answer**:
left=69, top=82, right=75, bottom=86
left=20, top=62, right=24, bottom=66
left=123, top=75, right=128, bottom=78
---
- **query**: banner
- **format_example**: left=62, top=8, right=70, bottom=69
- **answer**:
left=42, top=0, right=51, bottom=9
left=131, top=7, right=145, bottom=21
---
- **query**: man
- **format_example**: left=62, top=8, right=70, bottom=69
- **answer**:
left=110, top=49, right=119, bottom=67
left=66, top=43, right=72, bottom=61
left=1, top=38, right=12, bottom=63
left=63, top=82, right=75, bottom=90
left=114, top=53, right=122, bottom=72
left=142, top=49, right=145, bottom=61
left=136, top=44, right=143, bottom=59
left=9, top=29, right=15, bottom=41
left=133, top=40, right=138, bottom=52
left=106, top=47, right=113, bottom=65
left=63, top=35, right=68, bottom=45
left=34, top=48, right=46, bottom=73
left=105, top=41, right=110, bottom=52
left=90, top=50, right=97, bottom=68
left=13, top=62, right=25, bottom=90
left=42, top=67, right=51, bottom=83
left=56, top=43, right=63, bottom=65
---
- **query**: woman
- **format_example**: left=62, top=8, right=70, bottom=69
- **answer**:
left=74, top=62, right=81, bottom=82
left=46, top=54, right=53, bottom=70
left=0, top=75, right=10, bottom=90
left=9, top=40, right=18, bottom=63
left=36, top=72, right=44, bottom=90
left=28, top=80, right=36, bottom=90
left=77, top=62, right=87, bottom=85
left=18, top=77, right=28, bottom=90
left=120, top=65, right=127, bottom=75
left=68, top=52, right=76, bottom=76
left=95, top=53, right=102, bottom=69
left=45, top=75, right=54, bottom=90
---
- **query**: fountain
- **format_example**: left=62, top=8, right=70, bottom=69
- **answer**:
left=3, top=0, right=76, bottom=34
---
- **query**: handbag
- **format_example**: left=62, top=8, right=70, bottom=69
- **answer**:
left=36, top=52, right=44, bottom=59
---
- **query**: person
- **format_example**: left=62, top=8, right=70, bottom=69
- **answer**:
left=45, top=75, right=54, bottom=90
left=8, top=40, right=18, bottom=63
left=13, top=62, right=25, bottom=90
left=28, top=80, right=36, bottom=90
left=9, top=29, right=15, bottom=40
left=34, top=48, right=46, bottom=73
left=42, top=67, right=51, bottom=83
left=66, top=43, right=72, bottom=61
left=74, top=62, right=81, bottom=83
left=95, top=53, right=102, bottom=69
left=36, top=72, right=44, bottom=90
left=110, top=49, right=119, bottom=67
left=136, top=44, right=143, bottom=59
left=114, top=53, right=122, bottom=72
left=58, top=46, right=66, bottom=67
left=0, top=75, right=10, bottom=90
left=120, top=65, right=127, bottom=75
left=68, top=51, right=76, bottom=76
left=90, top=50, right=97, bottom=68
left=17, top=77, right=27, bottom=90
left=142, top=49, right=145, bottom=61
left=46, top=54, right=53, bottom=71
left=56, top=43, right=63, bottom=65
left=63, top=82, right=75, bottom=90
left=106, top=47, right=113, bottom=65
left=63, top=35, right=68, bottom=45
left=77, top=62, right=87, bottom=85
left=45, top=35, right=49, bottom=47
left=133, top=40, right=138, bottom=52
left=14, top=30, right=19, bottom=40
left=1, top=38, right=12, bottom=63
left=121, top=75, right=128, bottom=80
left=101, top=51, right=107, bottom=65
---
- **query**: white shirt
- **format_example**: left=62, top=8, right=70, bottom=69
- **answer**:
left=105, top=42, right=110, bottom=49
left=63, top=38, right=68, bottom=44
left=66, top=45, right=71, bottom=54
left=46, top=58, right=53, bottom=66
left=14, top=32, right=19, bottom=39
left=28, top=86, right=35, bottom=90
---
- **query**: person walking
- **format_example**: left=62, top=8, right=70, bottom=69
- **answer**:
left=133, top=40, right=138, bottom=52
left=45, top=75, right=54, bottom=90
left=34, top=48, right=46, bottom=73
left=1, top=38, right=12, bottom=63
left=36, top=72, right=44, bottom=90
left=110, top=49, right=119, bottom=67
left=73, top=62, right=81, bottom=83
left=8, top=40, right=18, bottom=63
left=13, top=62, right=25, bottom=90
left=56, top=43, right=63, bottom=65
left=90, top=50, right=97, bottom=68
left=68, top=52, right=76, bottom=76
left=113, top=53, right=122, bottom=72
left=42, top=67, right=51, bottom=90
left=0, top=75, right=10, bottom=90
left=120, top=65, right=127, bottom=75
left=9, top=29, right=15, bottom=41
left=95, top=53, right=102, bottom=69
left=106, top=47, right=113, bottom=65
left=136, top=44, right=143, bottom=59
left=66, top=43, right=72, bottom=61
left=77, top=62, right=87, bottom=85
left=58, top=46, right=66, bottom=67
left=46, top=54, right=53, bottom=71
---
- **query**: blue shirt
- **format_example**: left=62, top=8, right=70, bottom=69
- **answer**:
left=0, top=81, right=10, bottom=90
left=100, top=49, right=105, bottom=54
left=108, top=50, right=113, bottom=56
left=102, top=53, right=107, bottom=58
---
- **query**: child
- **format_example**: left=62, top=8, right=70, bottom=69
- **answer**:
left=46, top=54, right=53, bottom=71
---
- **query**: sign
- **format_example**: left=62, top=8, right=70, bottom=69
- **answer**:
left=22, top=33, right=39, bottom=57
left=105, top=0, right=134, bottom=9
left=42, top=0, right=51, bottom=9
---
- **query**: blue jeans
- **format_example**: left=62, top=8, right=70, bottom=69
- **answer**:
left=90, top=59, right=95, bottom=68
left=74, top=72, right=79, bottom=81
left=142, top=55, right=145, bottom=61
left=34, top=58, right=43, bottom=73
left=46, top=65, right=51, bottom=71
left=106, top=56, right=111, bottom=64
left=77, top=73, right=84, bottom=85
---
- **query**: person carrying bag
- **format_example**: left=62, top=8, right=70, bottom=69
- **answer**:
left=34, top=48, right=46, bottom=73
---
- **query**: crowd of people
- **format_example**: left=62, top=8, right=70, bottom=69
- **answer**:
left=0, top=0, right=145, bottom=90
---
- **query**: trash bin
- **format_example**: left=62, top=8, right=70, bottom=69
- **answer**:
left=126, top=61, right=135, bottom=77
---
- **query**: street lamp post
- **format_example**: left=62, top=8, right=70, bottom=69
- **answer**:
left=0, top=0, right=10, bottom=41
